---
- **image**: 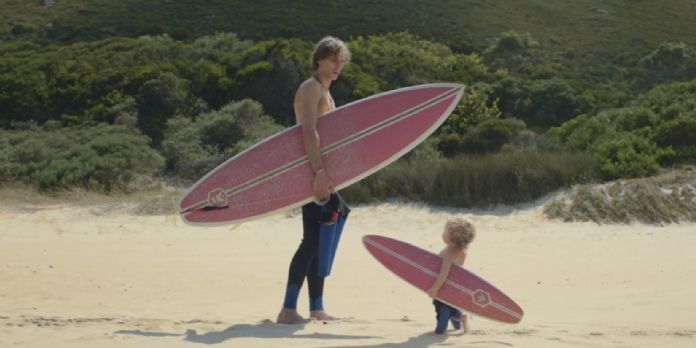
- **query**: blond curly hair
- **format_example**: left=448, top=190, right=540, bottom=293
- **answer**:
left=445, top=217, right=475, bottom=249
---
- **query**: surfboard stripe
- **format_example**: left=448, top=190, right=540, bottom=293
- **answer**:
left=179, top=86, right=460, bottom=214
left=363, top=236, right=522, bottom=321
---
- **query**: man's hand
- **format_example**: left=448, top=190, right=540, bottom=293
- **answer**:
left=427, top=286, right=439, bottom=299
left=313, top=170, right=333, bottom=203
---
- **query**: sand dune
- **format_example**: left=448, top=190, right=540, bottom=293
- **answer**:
left=1, top=200, right=695, bottom=347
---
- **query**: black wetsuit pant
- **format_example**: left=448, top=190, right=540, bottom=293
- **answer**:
left=284, top=200, right=324, bottom=310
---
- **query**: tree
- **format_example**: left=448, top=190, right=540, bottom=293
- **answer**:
left=482, top=31, right=540, bottom=75
left=136, top=72, right=189, bottom=146
left=639, top=42, right=695, bottom=86
left=234, top=39, right=313, bottom=125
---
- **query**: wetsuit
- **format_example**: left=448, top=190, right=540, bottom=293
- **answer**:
left=282, top=193, right=350, bottom=311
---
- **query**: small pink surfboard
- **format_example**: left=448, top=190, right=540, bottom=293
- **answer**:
left=178, top=84, right=465, bottom=225
left=363, top=235, right=524, bottom=324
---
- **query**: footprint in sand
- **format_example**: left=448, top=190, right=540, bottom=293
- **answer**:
left=340, top=317, right=371, bottom=324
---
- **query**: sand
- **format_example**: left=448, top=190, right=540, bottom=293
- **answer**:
left=1, top=200, right=695, bottom=347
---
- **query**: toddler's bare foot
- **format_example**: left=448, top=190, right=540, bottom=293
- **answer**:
left=310, top=310, right=340, bottom=321
left=276, top=308, right=309, bottom=324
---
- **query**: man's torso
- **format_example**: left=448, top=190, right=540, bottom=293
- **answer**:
left=294, top=78, right=335, bottom=125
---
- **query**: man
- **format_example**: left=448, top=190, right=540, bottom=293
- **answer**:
left=277, top=36, right=351, bottom=324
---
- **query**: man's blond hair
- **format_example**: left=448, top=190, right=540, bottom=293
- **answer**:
left=445, top=217, right=475, bottom=249
left=312, top=36, right=351, bottom=70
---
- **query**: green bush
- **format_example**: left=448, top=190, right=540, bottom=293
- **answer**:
left=593, top=133, right=671, bottom=180
left=438, top=118, right=526, bottom=156
left=349, top=32, right=465, bottom=90
left=439, top=84, right=502, bottom=136
left=482, top=31, right=540, bottom=76
left=190, top=32, right=254, bottom=60
left=548, top=106, right=662, bottom=150
left=162, top=99, right=282, bottom=182
left=466, top=118, right=527, bottom=154
left=653, top=116, right=696, bottom=163
left=0, top=123, right=163, bottom=192
left=341, top=32, right=493, bottom=99
left=637, top=80, right=696, bottom=121
left=638, top=42, right=696, bottom=86
left=491, top=77, right=590, bottom=129
left=600, top=106, right=658, bottom=132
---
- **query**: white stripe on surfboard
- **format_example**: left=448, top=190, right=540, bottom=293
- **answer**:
left=364, top=236, right=522, bottom=321
left=180, top=86, right=461, bottom=213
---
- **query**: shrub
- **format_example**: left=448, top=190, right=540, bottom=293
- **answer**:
left=652, top=116, right=696, bottom=163
left=491, top=77, right=590, bottom=129
left=544, top=167, right=696, bottom=224
left=638, top=42, right=696, bottom=86
left=1, top=124, right=163, bottom=192
left=161, top=99, right=282, bottom=182
left=438, top=118, right=526, bottom=156
left=592, top=133, right=671, bottom=180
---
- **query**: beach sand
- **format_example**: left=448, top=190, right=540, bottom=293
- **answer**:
left=1, top=200, right=695, bottom=347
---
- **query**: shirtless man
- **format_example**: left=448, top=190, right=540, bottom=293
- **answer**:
left=277, top=36, right=351, bottom=324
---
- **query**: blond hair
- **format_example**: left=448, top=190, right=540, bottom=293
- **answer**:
left=312, top=36, right=351, bottom=70
left=445, top=217, right=475, bottom=249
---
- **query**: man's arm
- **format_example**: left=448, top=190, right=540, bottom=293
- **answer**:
left=301, top=82, right=325, bottom=172
left=300, top=82, right=333, bottom=201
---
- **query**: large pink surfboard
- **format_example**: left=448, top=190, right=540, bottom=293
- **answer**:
left=363, top=235, right=524, bottom=324
left=178, top=84, right=465, bottom=225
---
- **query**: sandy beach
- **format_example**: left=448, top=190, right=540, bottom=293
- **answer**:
left=1, top=199, right=695, bottom=348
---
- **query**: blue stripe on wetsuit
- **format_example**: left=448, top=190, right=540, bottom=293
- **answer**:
left=317, top=193, right=350, bottom=277
left=317, top=212, right=347, bottom=277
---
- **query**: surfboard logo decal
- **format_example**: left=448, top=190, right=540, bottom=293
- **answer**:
left=208, top=188, right=229, bottom=208
left=472, top=289, right=491, bottom=307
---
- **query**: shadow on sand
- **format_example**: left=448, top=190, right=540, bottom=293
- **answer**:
left=324, top=331, right=514, bottom=348
left=115, top=321, right=379, bottom=345
left=324, top=331, right=447, bottom=348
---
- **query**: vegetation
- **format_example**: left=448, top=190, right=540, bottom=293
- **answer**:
left=0, top=122, right=162, bottom=192
left=162, top=99, right=282, bottom=181
left=544, top=167, right=696, bottom=224
left=1, top=1, right=695, bottom=218
left=4, top=1, right=696, bottom=59
left=342, top=147, right=597, bottom=208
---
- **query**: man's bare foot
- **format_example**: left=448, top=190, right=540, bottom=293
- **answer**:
left=276, top=308, right=309, bottom=324
left=309, top=310, right=340, bottom=321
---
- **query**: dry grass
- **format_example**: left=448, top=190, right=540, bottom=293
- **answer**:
left=0, top=183, right=183, bottom=216
left=544, top=166, right=696, bottom=224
